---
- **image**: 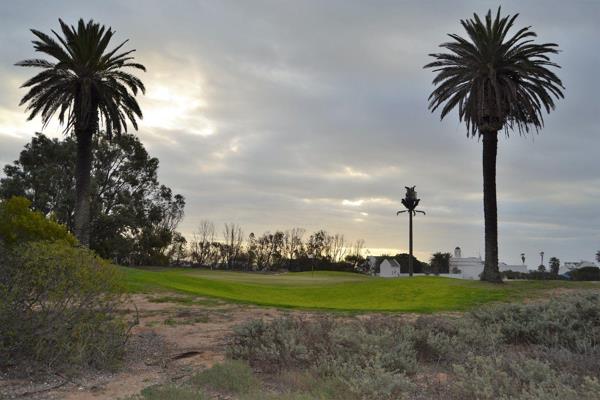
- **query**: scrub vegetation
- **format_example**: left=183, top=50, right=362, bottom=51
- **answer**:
left=123, top=293, right=600, bottom=399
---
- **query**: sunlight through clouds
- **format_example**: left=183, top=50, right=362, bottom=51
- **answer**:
left=140, top=72, right=216, bottom=137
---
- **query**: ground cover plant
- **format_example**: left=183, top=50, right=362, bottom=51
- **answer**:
left=122, top=266, right=598, bottom=312
left=124, top=293, right=600, bottom=400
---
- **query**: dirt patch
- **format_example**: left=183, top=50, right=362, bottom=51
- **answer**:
left=0, top=294, right=326, bottom=400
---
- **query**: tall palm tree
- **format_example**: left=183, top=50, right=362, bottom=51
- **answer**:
left=17, top=19, right=145, bottom=246
left=425, top=8, right=564, bottom=282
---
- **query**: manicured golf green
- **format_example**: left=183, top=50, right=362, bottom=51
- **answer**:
left=122, top=267, right=598, bottom=312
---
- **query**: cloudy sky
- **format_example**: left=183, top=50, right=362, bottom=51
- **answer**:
left=0, top=1, right=598, bottom=265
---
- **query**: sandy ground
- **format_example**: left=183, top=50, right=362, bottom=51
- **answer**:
left=0, top=295, right=324, bottom=400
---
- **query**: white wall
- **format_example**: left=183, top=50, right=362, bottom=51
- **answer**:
left=379, top=260, right=400, bottom=278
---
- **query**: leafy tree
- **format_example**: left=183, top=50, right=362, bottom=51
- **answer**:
left=549, top=257, right=560, bottom=275
left=425, top=8, right=564, bottom=282
left=16, top=19, right=145, bottom=246
left=596, top=250, right=600, bottom=263
left=0, top=133, right=184, bottom=265
left=430, top=252, right=451, bottom=275
left=393, top=253, right=427, bottom=274
left=537, top=264, right=546, bottom=273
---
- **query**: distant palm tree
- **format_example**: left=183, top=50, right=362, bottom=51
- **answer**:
left=425, top=8, right=564, bottom=282
left=17, top=19, right=145, bottom=246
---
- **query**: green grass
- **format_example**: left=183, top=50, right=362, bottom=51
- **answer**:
left=122, top=267, right=598, bottom=312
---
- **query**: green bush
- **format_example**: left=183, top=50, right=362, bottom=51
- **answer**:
left=468, top=293, right=600, bottom=351
left=450, top=354, right=600, bottom=400
left=229, top=317, right=419, bottom=399
left=0, top=196, right=76, bottom=246
left=0, top=240, right=127, bottom=371
left=501, top=270, right=566, bottom=280
left=189, top=360, right=259, bottom=394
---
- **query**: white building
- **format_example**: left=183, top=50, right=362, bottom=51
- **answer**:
left=449, top=247, right=528, bottom=279
left=560, top=260, right=598, bottom=275
left=379, top=259, right=401, bottom=277
left=366, top=256, right=402, bottom=277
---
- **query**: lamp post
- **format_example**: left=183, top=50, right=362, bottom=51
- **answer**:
left=521, top=253, right=526, bottom=265
left=397, top=186, right=426, bottom=277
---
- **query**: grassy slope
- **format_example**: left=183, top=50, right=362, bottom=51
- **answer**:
left=122, top=267, right=598, bottom=312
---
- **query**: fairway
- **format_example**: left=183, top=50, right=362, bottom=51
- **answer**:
left=122, top=267, right=598, bottom=312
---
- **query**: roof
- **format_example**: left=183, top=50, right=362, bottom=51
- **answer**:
left=382, top=259, right=401, bottom=268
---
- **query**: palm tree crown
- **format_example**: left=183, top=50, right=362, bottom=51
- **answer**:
left=16, top=18, right=145, bottom=138
left=424, top=8, right=564, bottom=136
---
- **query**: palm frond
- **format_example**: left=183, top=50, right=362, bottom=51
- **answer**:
left=425, top=7, right=564, bottom=136
left=17, top=18, right=146, bottom=138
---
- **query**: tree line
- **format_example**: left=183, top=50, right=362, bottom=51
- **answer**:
left=186, top=221, right=366, bottom=272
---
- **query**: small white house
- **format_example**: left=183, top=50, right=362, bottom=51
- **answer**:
left=379, top=259, right=401, bottom=277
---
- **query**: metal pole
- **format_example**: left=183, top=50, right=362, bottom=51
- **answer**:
left=409, top=211, right=413, bottom=277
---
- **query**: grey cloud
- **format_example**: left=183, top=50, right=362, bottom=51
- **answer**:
left=0, top=0, right=599, bottom=264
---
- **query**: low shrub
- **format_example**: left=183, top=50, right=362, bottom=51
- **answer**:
left=230, top=294, right=600, bottom=399
left=189, top=360, right=260, bottom=394
left=501, top=270, right=565, bottom=280
left=468, top=293, right=600, bottom=351
left=450, top=354, right=600, bottom=400
left=0, top=240, right=128, bottom=371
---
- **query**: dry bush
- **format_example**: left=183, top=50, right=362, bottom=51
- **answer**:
left=0, top=241, right=128, bottom=372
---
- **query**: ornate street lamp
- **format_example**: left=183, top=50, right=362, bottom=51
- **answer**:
left=397, top=186, right=426, bottom=277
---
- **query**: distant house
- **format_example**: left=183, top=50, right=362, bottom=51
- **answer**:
left=560, top=260, right=598, bottom=275
left=449, top=247, right=527, bottom=279
left=366, top=256, right=401, bottom=277
left=379, top=259, right=401, bottom=277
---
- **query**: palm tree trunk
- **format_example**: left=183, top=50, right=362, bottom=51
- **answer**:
left=481, top=130, right=502, bottom=283
left=73, top=130, right=93, bottom=246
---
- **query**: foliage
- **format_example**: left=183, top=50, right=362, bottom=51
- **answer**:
left=0, top=240, right=127, bottom=371
left=450, top=354, right=600, bottom=400
left=0, top=133, right=185, bottom=265
left=16, top=18, right=145, bottom=139
left=393, top=253, right=429, bottom=274
left=429, top=252, right=451, bottom=274
left=424, top=7, right=564, bottom=136
left=571, top=267, right=600, bottom=281
left=501, top=269, right=566, bottom=280
left=0, top=196, right=76, bottom=246
left=227, top=293, right=600, bottom=399
left=17, top=18, right=146, bottom=245
left=188, top=222, right=362, bottom=272
left=189, top=360, right=259, bottom=394
left=549, top=257, right=560, bottom=275
left=468, top=293, right=600, bottom=351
